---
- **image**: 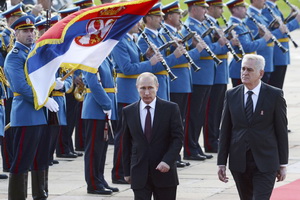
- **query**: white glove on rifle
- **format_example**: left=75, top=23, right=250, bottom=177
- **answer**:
left=54, top=77, right=64, bottom=90
left=103, top=109, right=111, bottom=120
left=44, top=97, right=59, bottom=112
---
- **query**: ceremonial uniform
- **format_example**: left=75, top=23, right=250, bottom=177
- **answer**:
left=111, top=32, right=165, bottom=183
left=182, top=5, right=227, bottom=159
left=262, top=0, right=300, bottom=89
left=0, top=3, right=24, bottom=173
left=245, top=5, right=278, bottom=83
left=203, top=3, right=230, bottom=153
left=5, top=15, right=51, bottom=199
left=82, top=58, right=118, bottom=194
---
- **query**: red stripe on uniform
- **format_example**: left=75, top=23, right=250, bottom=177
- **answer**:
left=14, top=127, right=26, bottom=174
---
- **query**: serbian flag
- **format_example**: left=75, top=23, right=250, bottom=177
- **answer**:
left=25, top=0, right=157, bottom=110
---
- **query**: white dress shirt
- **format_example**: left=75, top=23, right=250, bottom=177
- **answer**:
left=244, top=81, right=262, bottom=112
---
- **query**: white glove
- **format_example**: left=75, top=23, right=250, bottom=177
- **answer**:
left=44, top=97, right=59, bottom=112
left=103, top=109, right=112, bottom=119
left=54, top=77, right=64, bottom=90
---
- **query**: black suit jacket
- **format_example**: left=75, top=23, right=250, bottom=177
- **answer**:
left=122, top=97, right=183, bottom=189
left=217, top=82, right=288, bottom=173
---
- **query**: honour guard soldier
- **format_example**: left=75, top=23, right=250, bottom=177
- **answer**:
left=56, top=6, right=83, bottom=158
left=182, top=0, right=227, bottom=161
left=0, top=3, right=25, bottom=173
left=4, top=15, right=59, bottom=200
left=82, top=58, right=119, bottom=195
left=245, top=0, right=288, bottom=83
left=203, top=0, right=239, bottom=153
left=138, top=3, right=186, bottom=101
left=73, top=0, right=95, bottom=153
left=226, top=0, right=271, bottom=87
left=111, top=21, right=166, bottom=184
left=0, top=69, right=7, bottom=179
left=160, top=1, right=206, bottom=167
left=263, top=0, right=300, bottom=89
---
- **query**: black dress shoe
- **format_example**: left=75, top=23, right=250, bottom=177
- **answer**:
left=52, top=160, right=59, bottom=164
left=57, top=152, right=78, bottom=158
left=105, top=185, right=119, bottom=192
left=176, top=161, right=186, bottom=168
left=112, top=179, right=129, bottom=184
left=73, top=152, right=83, bottom=157
left=87, top=187, right=112, bottom=195
left=184, top=154, right=206, bottom=161
left=200, top=153, right=213, bottom=159
left=0, top=174, right=8, bottom=179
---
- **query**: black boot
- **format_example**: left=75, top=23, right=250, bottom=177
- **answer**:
left=8, top=173, right=27, bottom=200
left=31, top=170, right=48, bottom=200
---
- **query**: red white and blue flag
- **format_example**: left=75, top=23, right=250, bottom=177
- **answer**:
left=25, top=0, right=157, bottom=110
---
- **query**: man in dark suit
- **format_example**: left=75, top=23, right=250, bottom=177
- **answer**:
left=217, top=54, right=288, bottom=200
left=122, top=72, right=184, bottom=200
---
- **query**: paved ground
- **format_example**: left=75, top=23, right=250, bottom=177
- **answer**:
left=1, top=30, right=300, bottom=200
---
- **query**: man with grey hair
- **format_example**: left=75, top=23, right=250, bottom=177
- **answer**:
left=217, top=54, right=288, bottom=200
left=122, top=72, right=183, bottom=199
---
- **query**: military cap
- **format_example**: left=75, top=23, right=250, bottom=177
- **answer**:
left=50, top=15, right=60, bottom=27
left=206, top=0, right=225, bottom=7
left=74, top=0, right=94, bottom=9
left=1, top=3, right=25, bottom=19
left=35, top=19, right=47, bottom=31
left=184, top=0, right=209, bottom=7
left=226, top=0, right=247, bottom=9
left=11, top=15, right=35, bottom=30
left=162, top=1, right=183, bottom=14
left=147, top=3, right=164, bottom=16
left=35, top=15, right=44, bottom=23
left=58, top=7, right=80, bottom=19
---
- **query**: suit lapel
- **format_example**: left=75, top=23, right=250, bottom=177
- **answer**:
left=238, top=86, right=248, bottom=122
left=252, top=83, right=266, bottom=120
left=150, top=98, right=162, bottom=143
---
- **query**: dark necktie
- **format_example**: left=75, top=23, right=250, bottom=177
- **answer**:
left=245, top=91, right=254, bottom=122
left=144, top=105, right=152, bottom=142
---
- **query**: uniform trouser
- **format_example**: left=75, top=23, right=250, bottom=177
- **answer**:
left=111, top=103, right=128, bottom=181
left=203, top=84, right=227, bottom=152
left=48, top=125, right=60, bottom=163
left=75, top=102, right=85, bottom=151
left=84, top=119, right=108, bottom=191
left=2, top=97, right=13, bottom=171
left=261, top=72, right=271, bottom=84
left=230, top=150, right=277, bottom=200
left=8, top=125, right=49, bottom=200
left=56, top=93, right=79, bottom=155
left=184, top=85, right=211, bottom=157
left=170, top=93, right=188, bottom=161
left=269, top=65, right=287, bottom=89
left=231, top=78, right=242, bottom=88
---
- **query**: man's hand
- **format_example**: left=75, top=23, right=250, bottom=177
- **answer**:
left=195, top=37, right=207, bottom=53
left=150, top=52, right=163, bottom=66
left=44, top=97, right=59, bottom=112
left=277, top=166, right=287, bottom=182
left=31, top=4, right=43, bottom=17
left=218, top=166, right=229, bottom=183
left=173, top=44, right=186, bottom=58
left=124, top=176, right=131, bottom=184
left=156, top=161, right=170, bottom=173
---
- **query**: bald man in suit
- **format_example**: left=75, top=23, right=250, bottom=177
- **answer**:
left=217, top=54, right=288, bottom=200
left=122, top=72, right=183, bottom=200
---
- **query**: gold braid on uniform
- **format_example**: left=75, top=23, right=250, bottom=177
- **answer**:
left=6, top=27, right=15, bottom=53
